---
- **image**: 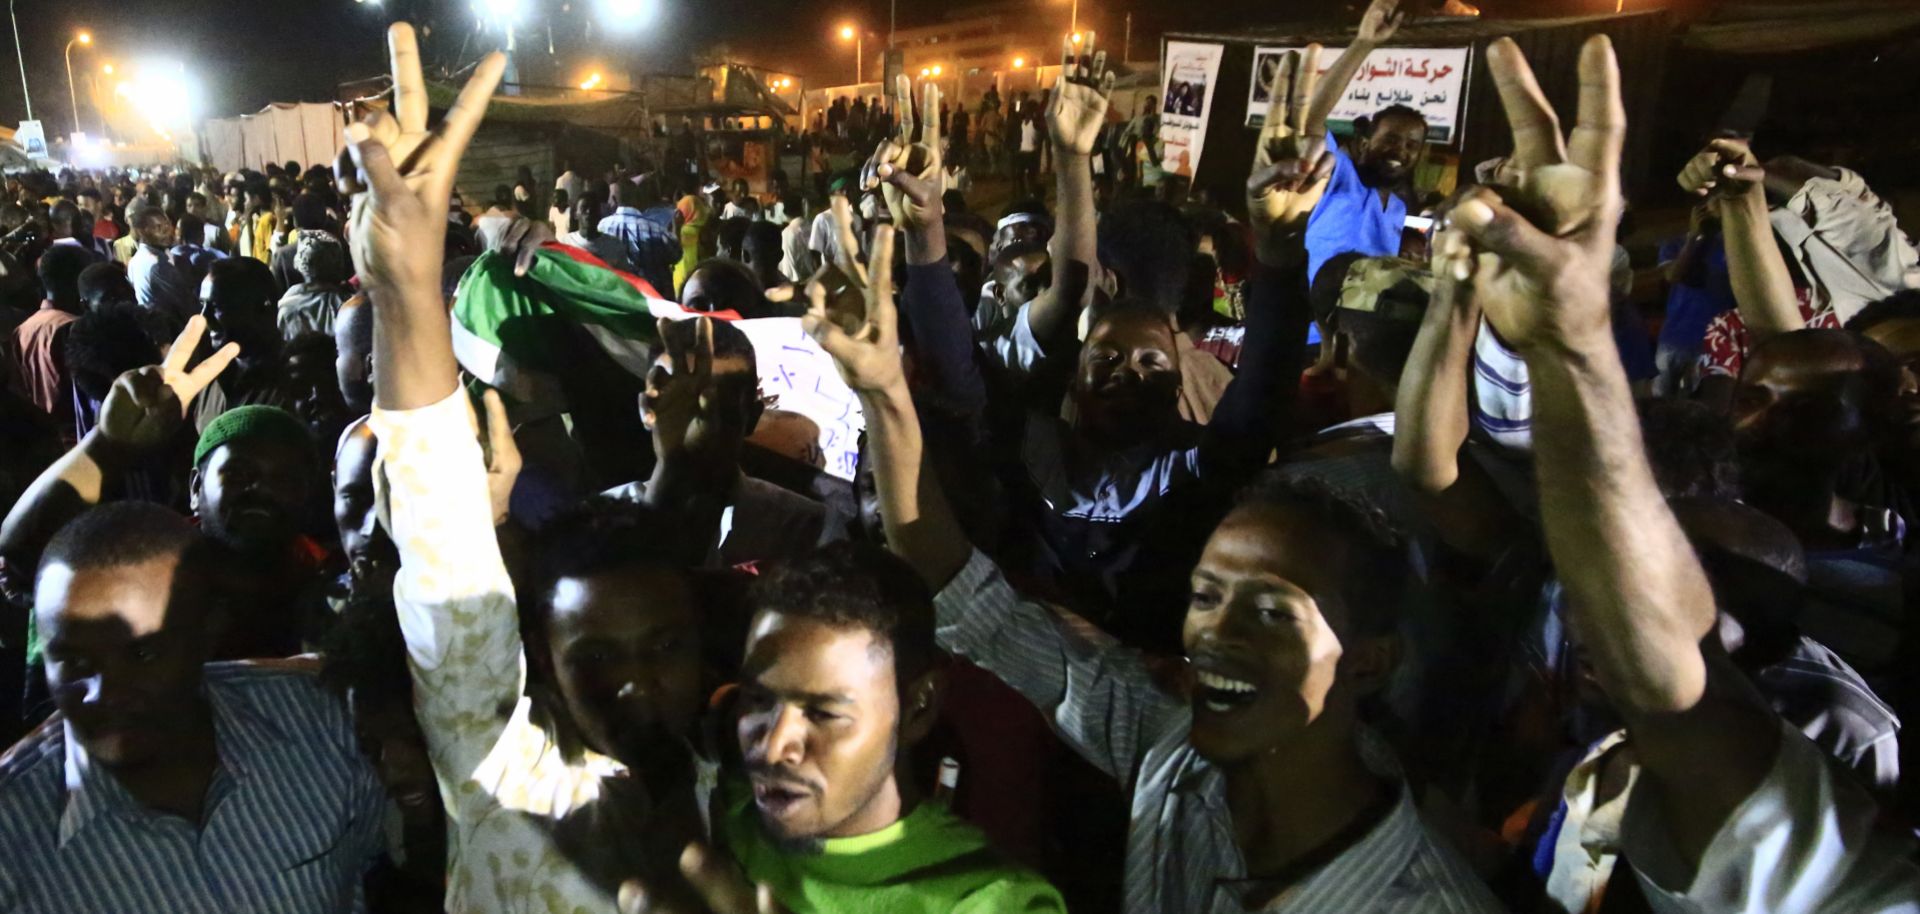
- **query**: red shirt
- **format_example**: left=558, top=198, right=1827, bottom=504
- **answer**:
left=11, top=304, right=77, bottom=418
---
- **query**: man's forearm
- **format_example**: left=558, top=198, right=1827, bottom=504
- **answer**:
left=1307, top=40, right=1377, bottom=132
left=1391, top=286, right=1478, bottom=493
left=370, top=282, right=461, bottom=412
left=0, top=432, right=126, bottom=568
left=862, top=384, right=970, bottom=590
left=904, top=219, right=947, bottom=267
left=1029, top=153, right=1095, bottom=344
left=1526, top=339, right=1714, bottom=714
left=1720, top=193, right=1801, bottom=341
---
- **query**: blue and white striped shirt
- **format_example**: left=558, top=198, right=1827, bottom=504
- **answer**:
left=0, top=661, right=387, bottom=913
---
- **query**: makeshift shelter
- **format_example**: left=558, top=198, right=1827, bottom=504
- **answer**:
left=1161, top=10, right=1671, bottom=204
left=199, top=102, right=347, bottom=175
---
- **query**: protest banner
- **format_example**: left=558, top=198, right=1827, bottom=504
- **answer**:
left=1246, top=46, right=1471, bottom=144
left=1158, top=41, right=1225, bottom=179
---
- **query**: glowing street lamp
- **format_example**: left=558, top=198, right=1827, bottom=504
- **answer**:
left=1012, top=56, right=1025, bottom=69
left=930, top=64, right=942, bottom=76
left=579, top=72, right=603, bottom=90
left=837, top=24, right=864, bottom=84
left=102, top=64, right=113, bottom=75
left=1070, top=32, right=1084, bottom=45
left=65, top=31, right=92, bottom=135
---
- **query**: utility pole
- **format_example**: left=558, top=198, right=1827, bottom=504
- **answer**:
left=9, top=0, right=32, bottom=121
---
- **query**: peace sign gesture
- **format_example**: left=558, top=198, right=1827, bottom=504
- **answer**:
left=1449, top=36, right=1625, bottom=356
left=343, top=23, right=506, bottom=297
left=1247, top=46, right=1334, bottom=266
left=96, top=315, right=240, bottom=453
left=1049, top=31, right=1115, bottom=157
left=863, top=75, right=944, bottom=233
left=805, top=198, right=903, bottom=397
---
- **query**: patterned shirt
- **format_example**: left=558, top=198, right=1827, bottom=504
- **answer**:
left=371, top=390, right=717, bottom=914
left=934, top=550, right=1502, bottom=914
left=596, top=206, right=681, bottom=297
left=0, top=662, right=386, bottom=913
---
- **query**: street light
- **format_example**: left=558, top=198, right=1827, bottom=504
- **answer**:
left=1071, top=32, right=1084, bottom=45
left=102, top=64, right=113, bottom=75
left=65, top=32, right=92, bottom=136
left=837, top=24, right=864, bottom=84
left=1012, top=57, right=1025, bottom=69
left=930, top=65, right=942, bottom=76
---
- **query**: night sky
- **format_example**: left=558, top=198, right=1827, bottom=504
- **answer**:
left=2, top=0, right=1665, bottom=135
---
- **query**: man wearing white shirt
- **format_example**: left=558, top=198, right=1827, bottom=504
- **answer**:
left=125, top=206, right=195, bottom=325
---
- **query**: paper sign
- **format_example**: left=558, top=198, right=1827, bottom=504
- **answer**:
left=1158, top=41, right=1225, bottom=179
left=1247, top=47, right=1471, bottom=144
left=655, top=308, right=867, bottom=482
left=16, top=120, right=46, bottom=159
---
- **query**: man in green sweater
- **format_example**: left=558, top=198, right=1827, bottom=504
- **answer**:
left=621, top=541, right=1065, bottom=914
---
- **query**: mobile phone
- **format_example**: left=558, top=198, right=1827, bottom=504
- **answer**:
left=1403, top=215, right=1434, bottom=232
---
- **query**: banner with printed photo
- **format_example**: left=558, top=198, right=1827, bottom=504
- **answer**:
left=1246, top=46, right=1471, bottom=144
left=1158, top=41, right=1225, bottom=179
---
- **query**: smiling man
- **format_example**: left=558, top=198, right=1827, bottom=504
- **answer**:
left=721, top=542, right=1065, bottom=913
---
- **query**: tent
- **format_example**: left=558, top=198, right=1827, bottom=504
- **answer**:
left=199, top=102, right=347, bottom=175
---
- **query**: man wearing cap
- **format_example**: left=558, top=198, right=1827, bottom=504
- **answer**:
left=1, top=317, right=333, bottom=661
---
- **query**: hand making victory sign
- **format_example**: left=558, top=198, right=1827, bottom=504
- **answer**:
left=1447, top=36, right=1624, bottom=356
left=1246, top=45, right=1333, bottom=267
left=806, top=202, right=903, bottom=398
left=865, top=74, right=944, bottom=235
left=341, top=23, right=505, bottom=411
left=96, top=315, right=240, bottom=453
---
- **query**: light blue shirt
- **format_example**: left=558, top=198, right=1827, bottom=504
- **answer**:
left=0, top=662, right=387, bottom=913
left=1304, top=145, right=1407, bottom=285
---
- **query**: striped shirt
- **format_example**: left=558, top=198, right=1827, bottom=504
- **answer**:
left=596, top=206, right=681, bottom=296
left=934, top=550, right=1503, bottom=914
left=1470, top=318, right=1533, bottom=452
left=0, top=662, right=386, bottom=913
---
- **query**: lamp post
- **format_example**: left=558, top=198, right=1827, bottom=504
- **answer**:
left=839, top=25, right=863, bottom=84
left=65, top=32, right=91, bottom=136
left=8, top=0, right=31, bottom=121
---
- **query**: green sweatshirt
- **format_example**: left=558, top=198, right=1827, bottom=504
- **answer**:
left=719, top=779, right=1066, bottom=914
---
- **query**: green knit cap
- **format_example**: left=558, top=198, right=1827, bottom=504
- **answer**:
left=194, top=404, right=314, bottom=467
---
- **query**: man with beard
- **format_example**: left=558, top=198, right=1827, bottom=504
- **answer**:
left=801, top=219, right=1498, bottom=914
left=1731, top=328, right=1907, bottom=674
left=640, top=543, right=1064, bottom=913
left=1299, top=0, right=1419, bottom=288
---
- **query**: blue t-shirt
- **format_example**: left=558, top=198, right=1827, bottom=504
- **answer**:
left=1305, top=145, right=1407, bottom=284
left=1656, top=235, right=1735, bottom=351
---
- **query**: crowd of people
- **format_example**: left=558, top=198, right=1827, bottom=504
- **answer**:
left=0, top=0, right=1918, bottom=910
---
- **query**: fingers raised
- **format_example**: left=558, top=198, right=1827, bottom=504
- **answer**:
left=1293, top=45, right=1322, bottom=136
left=921, top=81, right=942, bottom=153
left=427, top=51, right=507, bottom=201
left=162, top=314, right=207, bottom=376
left=179, top=343, right=241, bottom=402
left=867, top=225, right=897, bottom=343
left=894, top=75, right=916, bottom=146
left=388, top=23, right=429, bottom=135
left=346, top=122, right=409, bottom=203
left=1450, top=188, right=1554, bottom=274
left=829, top=196, right=868, bottom=287
left=1488, top=38, right=1566, bottom=169
left=1567, top=35, right=1623, bottom=188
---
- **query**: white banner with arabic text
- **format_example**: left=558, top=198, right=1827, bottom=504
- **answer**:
left=1247, top=47, right=1470, bottom=144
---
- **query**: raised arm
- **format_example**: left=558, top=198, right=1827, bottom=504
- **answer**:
left=1192, top=47, right=1331, bottom=478
left=806, top=215, right=1182, bottom=785
left=1455, top=36, right=1778, bottom=867
left=0, top=317, right=236, bottom=570
left=866, top=76, right=987, bottom=417
left=346, top=24, right=518, bottom=781
left=1305, top=0, right=1406, bottom=134
left=1024, top=37, right=1115, bottom=348
left=1391, top=225, right=1479, bottom=493
left=1678, top=138, right=1800, bottom=342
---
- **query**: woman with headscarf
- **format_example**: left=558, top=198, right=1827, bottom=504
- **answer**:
left=671, top=190, right=711, bottom=297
